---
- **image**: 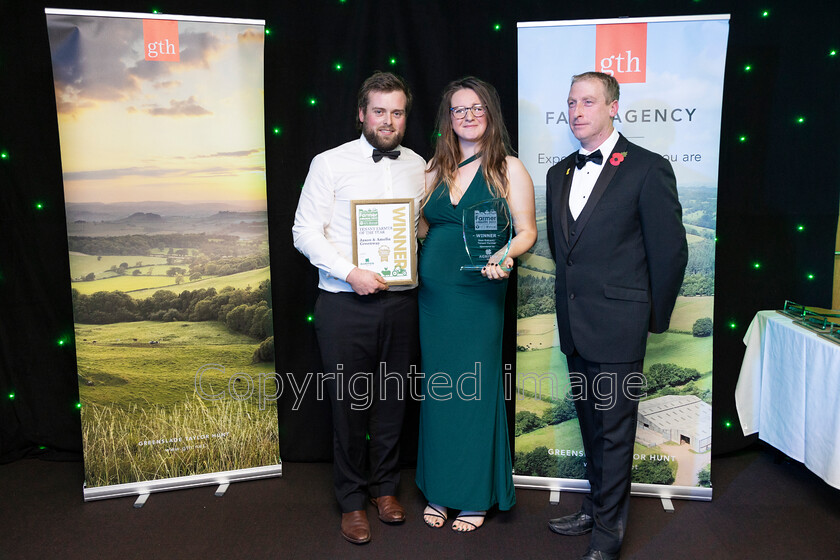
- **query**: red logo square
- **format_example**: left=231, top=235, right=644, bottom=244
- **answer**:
left=595, top=23, right=647, bottom=84
left=143, top=20, right=180, bottom=62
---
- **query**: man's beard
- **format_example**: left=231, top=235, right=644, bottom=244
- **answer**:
left=363, top=122, right=403, bottom=151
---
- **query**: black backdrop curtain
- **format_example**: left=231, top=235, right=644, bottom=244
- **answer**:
left=1, top=0, right=838, bottom=464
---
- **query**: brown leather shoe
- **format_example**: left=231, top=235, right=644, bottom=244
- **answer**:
left=340, top=510, right=371, bottom=544
left=369, top=495, right=406, bottom=524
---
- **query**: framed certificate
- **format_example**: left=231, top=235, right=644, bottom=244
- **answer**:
left=350, top=198, right=417, bottom=285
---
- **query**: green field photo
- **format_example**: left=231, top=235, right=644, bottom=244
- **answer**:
left=667, top=296, right=713, bottom=332
left=82, top=396, right=280, bottom=487
left=513, top=294, right=714, bottom=483
left=516, top=312, right=558, bottom=352
left=75, top=319, right=279, bottom=488
left=69, top=252, right=171, bottom=279
left=519, top=253, right=556, bottom=275
left=644, top=332, right=713, bottom=375
left=75, top=321, right=275, bottom=408
left=513, top=394, right=553, bottom=416
left=71, top=275, right=181, bottom=295
left=71, top=263, right=270, bottom=298
left=55, top=17, right=276, bottom=490
left=515, top=418, right=584, bottom=455
left=128, top=267, right=271, bottom=299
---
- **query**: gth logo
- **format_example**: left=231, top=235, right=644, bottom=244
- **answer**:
left=595, top=23, right=646, bottom=83
left=143, top=19, right=180, bottom=62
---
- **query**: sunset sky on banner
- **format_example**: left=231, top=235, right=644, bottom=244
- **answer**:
left=47, top=17, right=266, bottom=204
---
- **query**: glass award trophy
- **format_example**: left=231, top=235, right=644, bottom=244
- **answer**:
left=460, top=198, right=513, bottom=272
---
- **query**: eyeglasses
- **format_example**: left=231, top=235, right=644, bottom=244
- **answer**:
left=450, top=104, right=486, bottom=119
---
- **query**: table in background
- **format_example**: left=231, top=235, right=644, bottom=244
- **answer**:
left=735, top=310, right=840, bottom=489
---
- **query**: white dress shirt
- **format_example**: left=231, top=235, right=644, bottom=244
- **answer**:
left=569, top=128, right=620, bottom=219
left=293, top=135, right=426, bottom=292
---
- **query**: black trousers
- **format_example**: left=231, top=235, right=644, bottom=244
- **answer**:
left=314, top=288, right=420, bottom=513
left=566, top=351, right=644, bottom=555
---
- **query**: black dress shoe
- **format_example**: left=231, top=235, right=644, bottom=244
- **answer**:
left=579, top=548, right=619, bottom=560
left=548, top=511, right=594, bottom=536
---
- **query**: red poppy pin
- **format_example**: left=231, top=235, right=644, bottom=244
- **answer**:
left=610, top=152, right=627, bottom=166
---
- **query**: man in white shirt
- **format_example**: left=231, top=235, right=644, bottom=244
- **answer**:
left=293, top=72, right=425, bottom=545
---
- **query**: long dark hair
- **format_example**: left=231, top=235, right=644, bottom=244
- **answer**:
left=426, top=77, right=512, bottom=202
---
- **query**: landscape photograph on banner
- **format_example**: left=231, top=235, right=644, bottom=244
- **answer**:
left=514, top=16, right=728, bottom=491
left=45, top=11, right=279, bottom=489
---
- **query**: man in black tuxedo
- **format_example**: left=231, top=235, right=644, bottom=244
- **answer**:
left=545, top=72, right=688, bottom=560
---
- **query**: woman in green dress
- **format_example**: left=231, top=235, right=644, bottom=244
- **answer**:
left=416, top=77, right=537, bottom=532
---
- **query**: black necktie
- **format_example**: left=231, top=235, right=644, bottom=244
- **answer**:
left=575, top=149, right=603, bottom=169
left=372, top=149, right=400, bottom=162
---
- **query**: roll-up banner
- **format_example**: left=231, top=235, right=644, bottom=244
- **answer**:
left=45, top=9, right=281, bottom=500
left=515, top=15, right=729, bottom=501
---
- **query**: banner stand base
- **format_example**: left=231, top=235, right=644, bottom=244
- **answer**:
left=128, top=481, right=236, bottom=507
left=515, top=475, right=712, bottom=503
left=84, top=463, right=282, bottom=502
left=544, top=492, right=684, bottom=511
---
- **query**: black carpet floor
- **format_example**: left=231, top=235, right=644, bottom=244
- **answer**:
left=2, top=443, right=839, bottom=559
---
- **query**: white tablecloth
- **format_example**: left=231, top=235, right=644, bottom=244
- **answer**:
left=735, top=310, right=840, bottom=489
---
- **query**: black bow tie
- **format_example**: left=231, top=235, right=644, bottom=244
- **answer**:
left=372, top=149, right=400, bottom=162
left=575, top=150, right=603, bottom=169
